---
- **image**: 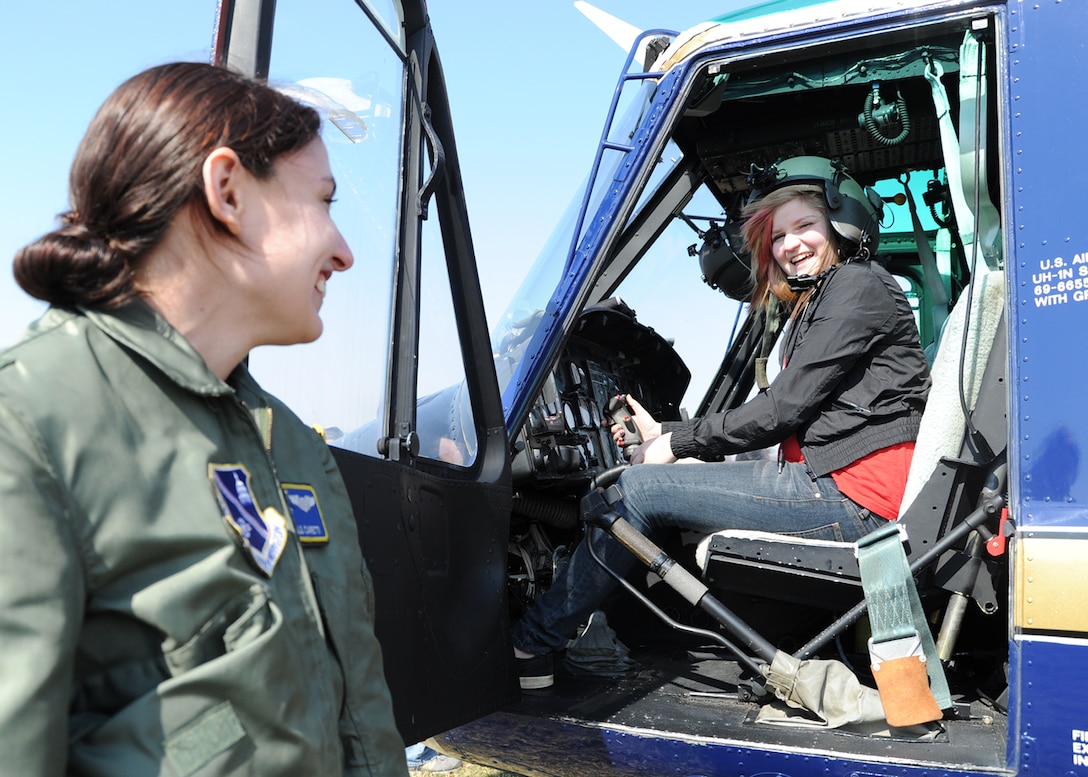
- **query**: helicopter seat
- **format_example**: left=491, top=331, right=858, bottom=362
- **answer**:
left=695, top=269, right=1006, bottom=612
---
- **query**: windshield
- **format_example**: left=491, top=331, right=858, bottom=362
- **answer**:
left=490, top=77, right=661, bottom=400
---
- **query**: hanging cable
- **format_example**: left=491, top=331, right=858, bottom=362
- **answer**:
left=860, top=82, right=911, bottom=145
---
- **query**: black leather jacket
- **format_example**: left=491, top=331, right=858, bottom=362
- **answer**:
left=664, top=261, right=930, bottom=476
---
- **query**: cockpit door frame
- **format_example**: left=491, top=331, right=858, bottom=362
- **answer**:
left=212, top=0, right=517, bottom=743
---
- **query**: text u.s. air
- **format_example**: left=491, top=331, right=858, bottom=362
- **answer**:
left=218, top=0, right=1088, bottom=774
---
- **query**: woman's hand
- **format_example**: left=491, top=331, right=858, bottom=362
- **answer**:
left=610, top=396, right=675, bottom=465
left=629, top=432, right=677, bottom=465
left=611, top=394, right=662, bottom=447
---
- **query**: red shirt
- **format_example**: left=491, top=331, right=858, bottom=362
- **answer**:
left=781, top=435, right=914, bottom=520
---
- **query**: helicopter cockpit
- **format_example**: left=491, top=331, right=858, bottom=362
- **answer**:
left=498, top=6, right=1009, bottom=751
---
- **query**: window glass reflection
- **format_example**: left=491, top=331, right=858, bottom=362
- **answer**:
left=247, top=0, right=404, bottom=455
left=416, top=210, right=477, bottom=466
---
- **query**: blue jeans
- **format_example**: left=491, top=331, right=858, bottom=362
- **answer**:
left=511, top=459, right=878, bottom=656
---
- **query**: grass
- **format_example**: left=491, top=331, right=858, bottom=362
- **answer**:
left=452, top=764, right=524, bottom=777
left=410, top=761, right=525, bottom=777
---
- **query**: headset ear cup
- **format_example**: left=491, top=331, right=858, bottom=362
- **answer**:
left=825, top=181, right=842, bottom=210
left=699, top=224, right=754, bottom=301
left=865, top=185, right=885, bottom=222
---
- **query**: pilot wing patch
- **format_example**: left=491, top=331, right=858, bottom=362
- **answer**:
left=209, top=464, right=288, bottom=575
left=283, top=483, right=329, bottom=544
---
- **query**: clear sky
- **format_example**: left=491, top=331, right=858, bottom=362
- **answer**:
left=0, top=1, right=745, bottom=346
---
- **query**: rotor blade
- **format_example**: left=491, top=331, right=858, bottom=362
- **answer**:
left=572, top=1, right=642, bottom=52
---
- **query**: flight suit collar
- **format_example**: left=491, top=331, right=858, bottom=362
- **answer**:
left=83, top=300, right=234, bottom=397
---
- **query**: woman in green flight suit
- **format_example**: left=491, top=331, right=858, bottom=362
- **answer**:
left=0, top=62, right=407, bottom=776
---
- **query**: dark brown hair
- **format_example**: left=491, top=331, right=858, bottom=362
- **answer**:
left=14, top=62, right=321, bottom=310
left=740, top=185, right=840, bottom=310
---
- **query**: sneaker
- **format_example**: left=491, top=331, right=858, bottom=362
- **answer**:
left=562, top=610, right=637, bottom=678
left=517, top=652, right=554, bottom=689
left=407, top=745, right=462, bottom=773
left=418, top=754, right=462, bottom=772
left=406, top=745, right=435, bottom=770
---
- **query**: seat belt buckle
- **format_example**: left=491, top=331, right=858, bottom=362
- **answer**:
left=854, top=520, right=908, bottom=558
left=868, top=634, right=943, bottom=727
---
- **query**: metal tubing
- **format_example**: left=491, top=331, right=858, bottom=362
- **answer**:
left=585, top=529, right=768, bottom=679
left=604, top=516, right=779, bottom=664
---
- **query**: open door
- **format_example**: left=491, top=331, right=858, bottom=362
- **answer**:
left=213, top=0, right=518, bottom=742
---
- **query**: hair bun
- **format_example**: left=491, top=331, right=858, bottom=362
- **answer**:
left=14, top=226, right=133, bottom=309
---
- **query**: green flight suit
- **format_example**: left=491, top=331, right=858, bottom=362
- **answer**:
left=0, top=301, right=408, bottom=776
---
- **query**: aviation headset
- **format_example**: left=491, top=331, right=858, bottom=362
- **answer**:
left=699, top=156, right=884, bottom=296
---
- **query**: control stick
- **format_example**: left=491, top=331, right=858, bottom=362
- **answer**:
left=606, top=394, right=643, bottom=459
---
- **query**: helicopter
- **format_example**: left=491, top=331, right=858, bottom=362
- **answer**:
left=216, top=0, right=1088, bottom=774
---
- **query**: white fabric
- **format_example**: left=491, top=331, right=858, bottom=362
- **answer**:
left=898, top=270, right=1005, bottom=514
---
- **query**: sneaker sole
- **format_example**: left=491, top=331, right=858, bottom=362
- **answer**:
left=519, top=674, right=554, bottom=690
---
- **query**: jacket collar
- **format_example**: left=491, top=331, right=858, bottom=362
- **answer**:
left=83, top=300, right=236, bottom=397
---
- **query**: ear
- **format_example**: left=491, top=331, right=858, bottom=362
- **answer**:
left=202, top=147, right=247, bottom=236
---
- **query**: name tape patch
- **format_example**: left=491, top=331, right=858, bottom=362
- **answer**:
left=283, top=484, right=329, bottom=544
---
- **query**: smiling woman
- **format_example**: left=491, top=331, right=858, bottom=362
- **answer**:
left=14, top=62, right=357, bottom=377
left=769, top=194, right=833, bottom=278
left=0, top=61, right=405, bottom=776
left=511, top=155, right=931, bottom=687
left=138, top=138, right=355, bottom=373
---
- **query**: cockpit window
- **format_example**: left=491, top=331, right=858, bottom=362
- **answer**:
left=246, top=0, right=404, bottom=450
left=490, top=78, right=662, bottom=403
left=612, top=184, right=744, bottom=413
left=358, top=0, right=406, bottom=54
